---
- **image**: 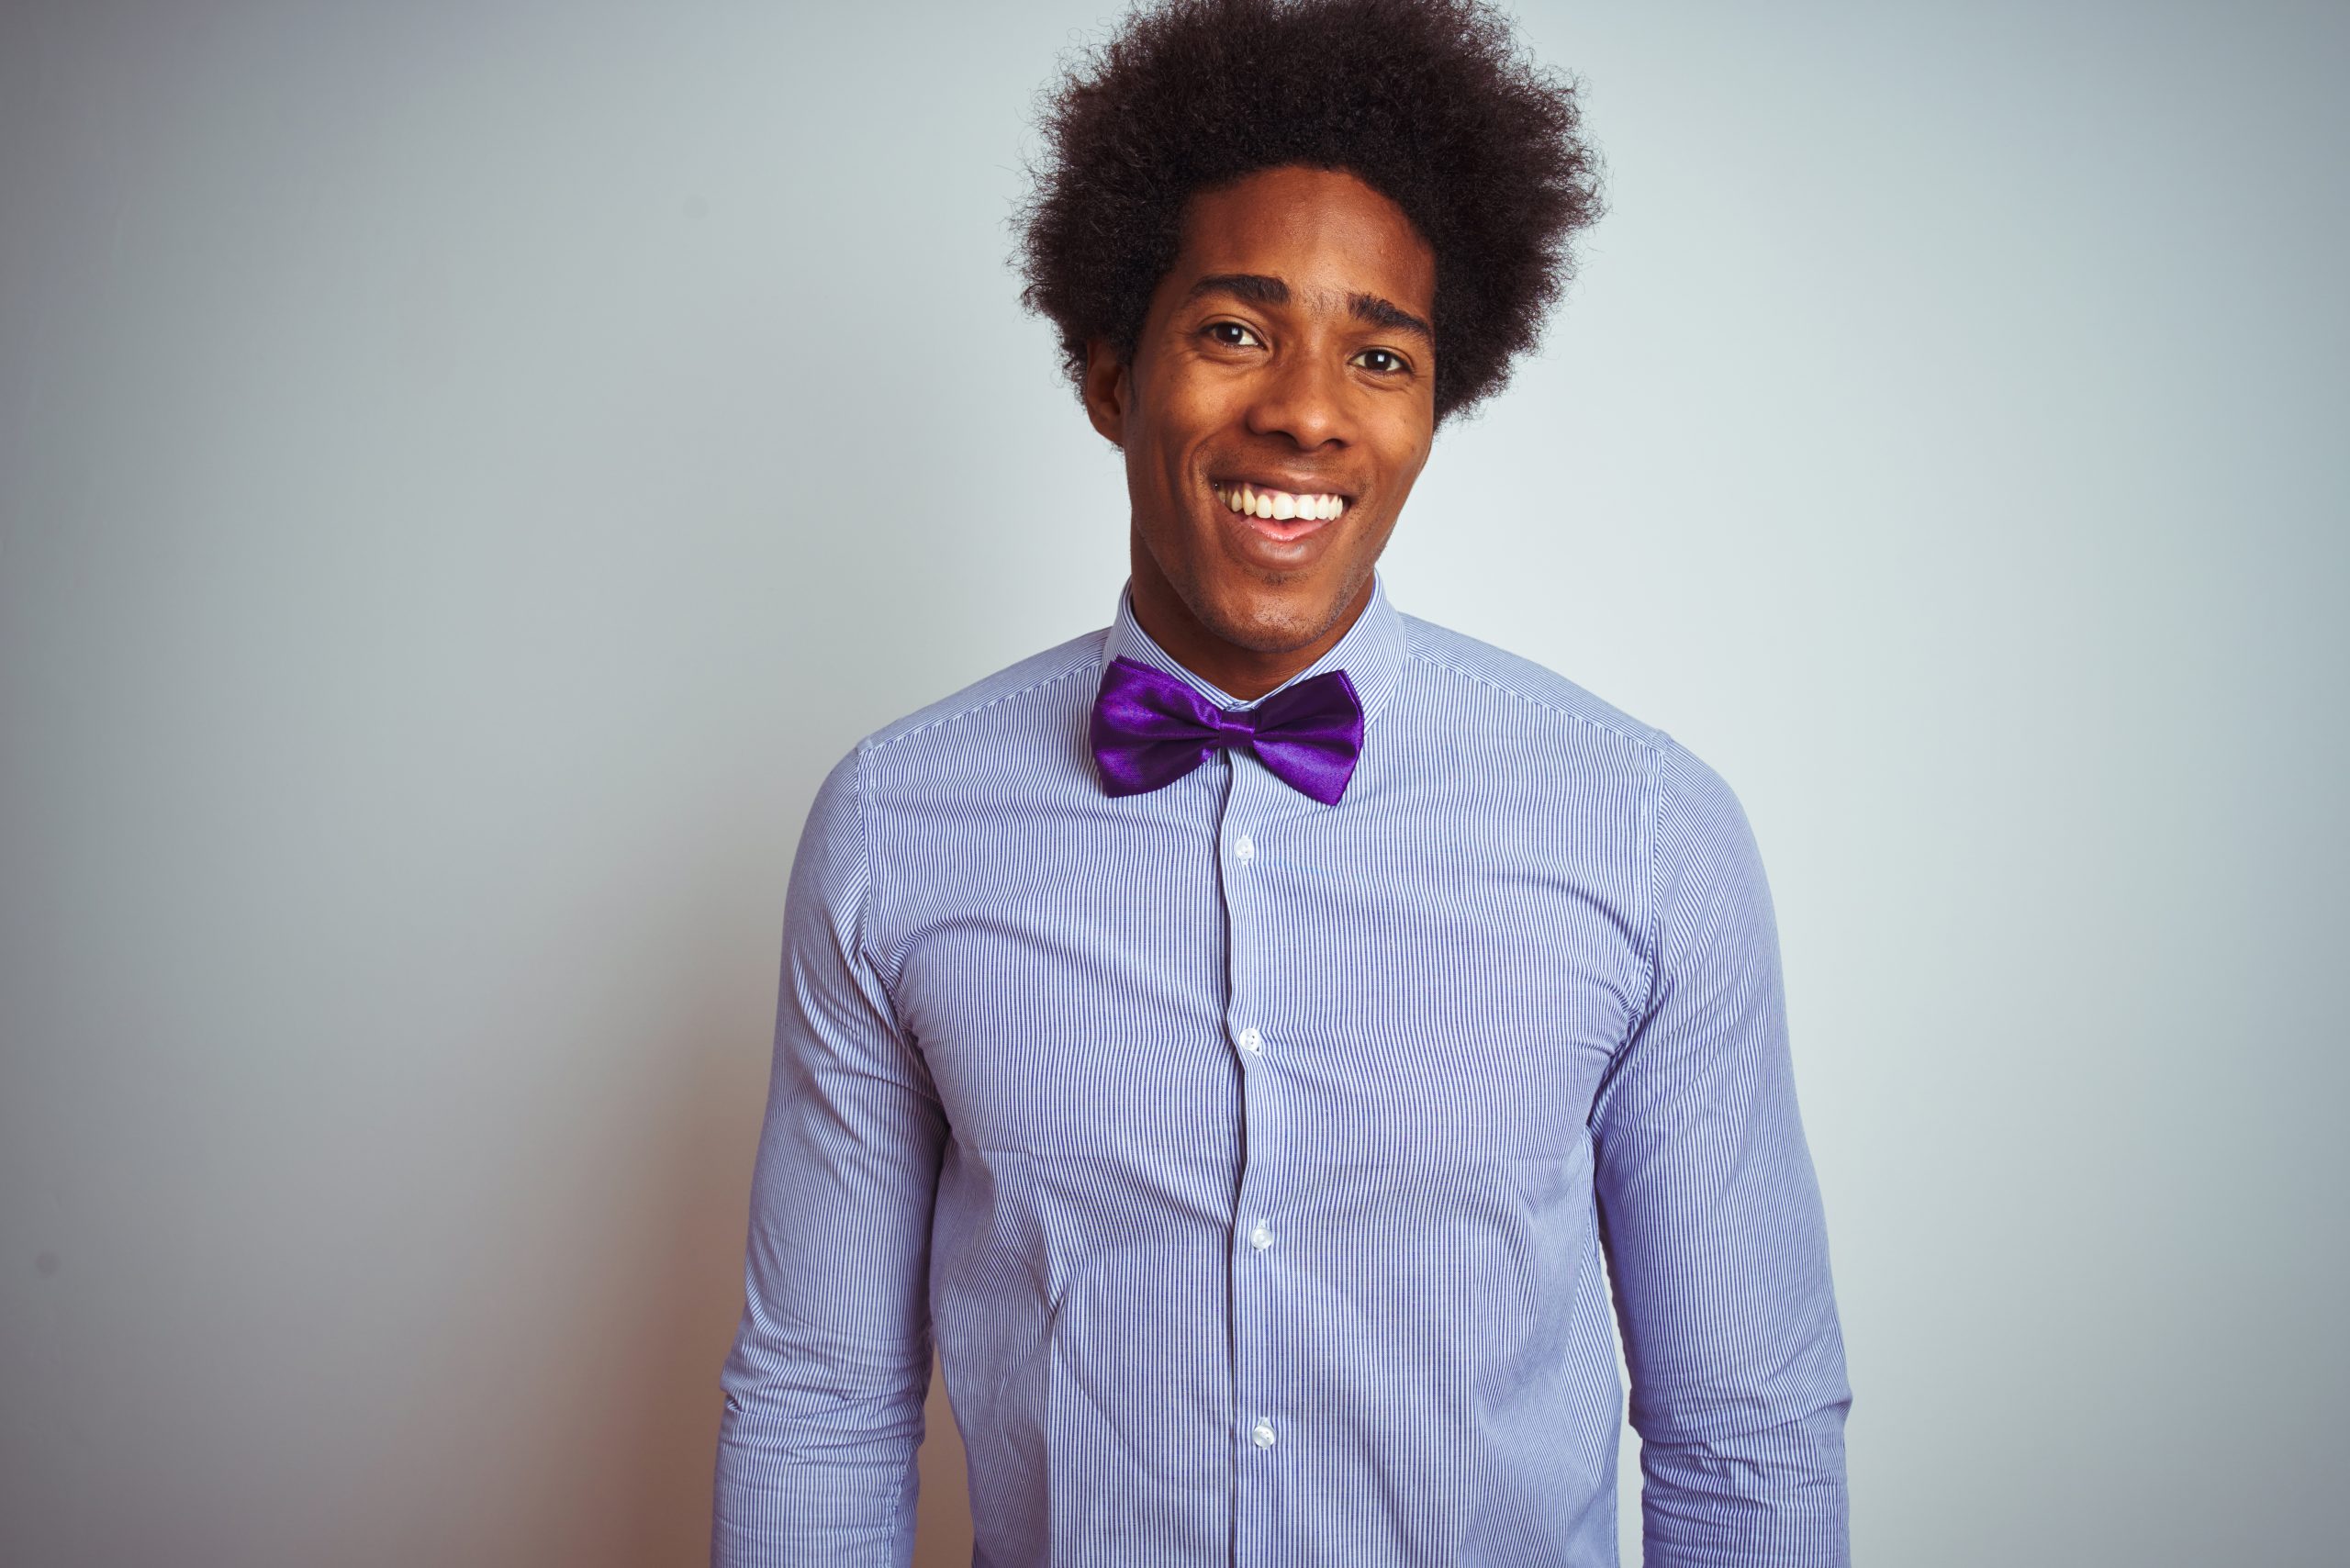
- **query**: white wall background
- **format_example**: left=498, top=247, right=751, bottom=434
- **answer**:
left=3, top=3, right=2344, bottom=1564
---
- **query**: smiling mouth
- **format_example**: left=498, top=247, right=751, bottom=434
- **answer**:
left=1210, top=482, right=1349, bottom=526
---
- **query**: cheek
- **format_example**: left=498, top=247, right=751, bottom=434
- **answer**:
left=1372, top=417, right=1434, bottom=494
left=1142, top=398, right=1220, bottom=498
left=1150, top=366, right=1244, bottom=450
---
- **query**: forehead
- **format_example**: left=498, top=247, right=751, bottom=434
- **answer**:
left=1167, top=164, right=1436, bottom=316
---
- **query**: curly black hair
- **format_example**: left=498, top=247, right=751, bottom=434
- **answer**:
left=1014, top=0, right=1603, bottom=424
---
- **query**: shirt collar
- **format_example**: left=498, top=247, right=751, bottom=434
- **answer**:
left=1101, top=568, right=1407, bottom=728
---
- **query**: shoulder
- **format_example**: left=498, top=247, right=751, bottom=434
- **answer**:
left=799, top=627, right=1105, bottom=890
left=856, top=627, right=1104, bottom=761
left=805, top=628, right=1111, bottom=828
left=1399, top=610, right=1672, bottom=756
left=1397, top=610, right=1751, bottom=830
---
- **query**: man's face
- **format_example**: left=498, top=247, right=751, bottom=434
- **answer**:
left=1084, top=164, right=1438, bottom=680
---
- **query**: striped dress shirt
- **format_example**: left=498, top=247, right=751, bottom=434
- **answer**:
left=713, top=572, right=1850, bottom=1567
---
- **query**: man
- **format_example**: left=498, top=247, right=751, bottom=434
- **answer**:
left=713, top=1, right=1851, bottom=1563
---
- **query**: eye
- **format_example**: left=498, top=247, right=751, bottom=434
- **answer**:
left=1352, top=347, right=1410, bottom=375
left=1203, top=319, right=1263, bottom=349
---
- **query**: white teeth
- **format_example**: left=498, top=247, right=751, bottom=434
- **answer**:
left=1214, top=485, right=1348, bottom=522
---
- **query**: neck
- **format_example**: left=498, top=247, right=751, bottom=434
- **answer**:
left=1125, top=557, right=1373, bottom=702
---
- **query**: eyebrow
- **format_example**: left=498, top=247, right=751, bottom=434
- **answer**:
left=1185, top=273, right=1434, bottom=344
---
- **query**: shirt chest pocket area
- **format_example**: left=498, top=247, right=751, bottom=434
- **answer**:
left=896, top=915, right=1242, bottom=1157
left=1264, top=912, right=1629, bottom=1163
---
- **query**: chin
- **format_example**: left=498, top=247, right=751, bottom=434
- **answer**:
left=1196, top=579, right=1348, bottom=656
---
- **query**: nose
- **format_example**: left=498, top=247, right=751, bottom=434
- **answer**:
left=1245, top=339, right=1350, bottom=451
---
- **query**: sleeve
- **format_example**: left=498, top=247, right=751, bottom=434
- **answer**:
left=711, top=746, right=950, bottom=1568
left=1589, top=742, right=1852, bottom=1567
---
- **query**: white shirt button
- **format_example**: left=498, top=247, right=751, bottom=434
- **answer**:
left=1250, top=1418, right=1276, bottom=1449
left=1237, top=1027, right=1263, bottom=1056
left=1234, top=834, right=1255, bottom=863
left=1249, top=1221, right=1274, bottom=1251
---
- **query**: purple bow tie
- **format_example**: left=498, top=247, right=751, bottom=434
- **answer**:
left=1090, top=655, right=1364, bottom=805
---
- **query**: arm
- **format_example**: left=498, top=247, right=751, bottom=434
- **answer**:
left=712, top=748, right=948, bottom=1568
left=1591, top=743, right=1851, bottom=1567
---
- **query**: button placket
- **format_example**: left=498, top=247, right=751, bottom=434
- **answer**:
left=1221, top=755, right=1295, bottom=1499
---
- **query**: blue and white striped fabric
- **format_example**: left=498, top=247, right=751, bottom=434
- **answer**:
left=713, top=572, right=1850, bottom=1567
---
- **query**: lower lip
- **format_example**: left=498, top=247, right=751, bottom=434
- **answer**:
left=1221, top=500, right=1337, bottom=546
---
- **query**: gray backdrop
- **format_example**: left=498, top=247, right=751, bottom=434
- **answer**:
left=3, top=3, right=2344, bottom=1564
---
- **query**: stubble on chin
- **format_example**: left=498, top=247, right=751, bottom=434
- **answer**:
left=1188, top=567, right=1367, bottom=658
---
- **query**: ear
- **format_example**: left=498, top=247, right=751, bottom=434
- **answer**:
left=1080, top=338, right=1129, bottom=447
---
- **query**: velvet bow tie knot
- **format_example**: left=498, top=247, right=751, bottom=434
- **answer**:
left=1090, top=655, right=1364, bottom=805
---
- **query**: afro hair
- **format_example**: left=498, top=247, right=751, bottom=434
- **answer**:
left=1014, top=0, right=1604, bottom=424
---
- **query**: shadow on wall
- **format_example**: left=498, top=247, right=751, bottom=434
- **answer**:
left=343, top=985, right=805, bottom=1567
left=549, top=995, right=790, bottom=1567
left=620, top=997, right=973, bottom=1565
left=915, top=1355, right=977, bottom=1565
